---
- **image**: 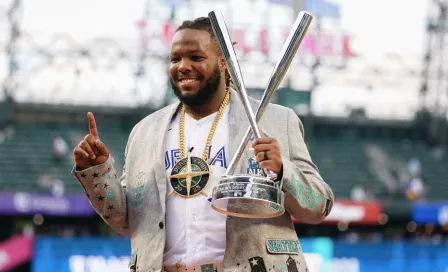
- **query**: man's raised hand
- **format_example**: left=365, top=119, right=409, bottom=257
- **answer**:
left=73, top=112, right=110, bottom=170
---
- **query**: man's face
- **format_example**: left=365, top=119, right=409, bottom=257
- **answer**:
left=169, top=29, right=223, bottom=106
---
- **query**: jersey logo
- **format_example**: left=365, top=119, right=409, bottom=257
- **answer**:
left=247, top=155, right=263, bottom=176
left=165, top=146, right=227, bottom=170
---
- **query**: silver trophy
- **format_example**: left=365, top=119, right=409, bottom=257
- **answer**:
left=208, top=10, right=313, bottom=218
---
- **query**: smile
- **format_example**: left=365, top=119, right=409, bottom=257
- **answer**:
left=179, top=78, right=199, bottom=83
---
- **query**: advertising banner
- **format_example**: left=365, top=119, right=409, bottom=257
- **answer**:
left=32, top=237, right=448, bottom=272
left=33, top=237, right=130, bottom=272
left=0, top=192, right=94, bottom=216
left=412, top=202, right=448, bottom=225
left=162, top=22, right=353, bottom=59
left=0, top=235, right=34, bottom=271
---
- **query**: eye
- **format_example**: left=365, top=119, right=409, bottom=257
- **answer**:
left=170, top=57, right=180, bottom=63
left=191, top=56, right=204, bottom=62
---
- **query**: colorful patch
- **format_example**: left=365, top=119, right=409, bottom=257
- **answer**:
left=285, top=175, right=324, bottom=211
left=169, top=156, right=210, bottom=198
left=107, top=191, right=115, bottom=199
left=200, top=264, right=214, bottom=272
left=286, top=256, right=298, bottom=272
left=246, top=155, right=263, bottom=176
left=266, top=239, right=300, bottom=255
left=248, top=256, right=267, bottom=272
left=130, top=178, right=144, bottom=207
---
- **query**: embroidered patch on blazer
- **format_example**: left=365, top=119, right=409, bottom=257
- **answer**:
left=248, top=256, right=267, bottom=272
left=286, top=256, right=299, bottom=272
left=266, top=239, right=300, bottom=255
left=130, top=172, right=147, bottom=207
left=285, top=175, right=324, bottom=211
left=200, top=264, right=214, bottom=272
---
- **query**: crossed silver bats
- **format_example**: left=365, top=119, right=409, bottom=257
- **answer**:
left=208, top=10, right=313, bottom=180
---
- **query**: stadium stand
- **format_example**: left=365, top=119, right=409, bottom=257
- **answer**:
left=1, top=109, right=446, bottom=207
left=0, top=121, right=130, bottom=193
left=307, top=136, right=381, bottom=199
left=306, top=118, right=447, bottom=203
left=377, top=138, right=448, bottom=200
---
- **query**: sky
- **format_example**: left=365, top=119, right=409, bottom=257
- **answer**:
left=338, top=0, right=429, bottom=58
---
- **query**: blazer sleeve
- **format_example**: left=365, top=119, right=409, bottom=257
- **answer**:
left=280, top=109, right=334, bottom=224
left=71, top=126, right=139, bottom=236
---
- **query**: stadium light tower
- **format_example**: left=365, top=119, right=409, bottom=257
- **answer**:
left=421, top=0, right=448, bottom=144
left=2, top=0, right=21, bottom=100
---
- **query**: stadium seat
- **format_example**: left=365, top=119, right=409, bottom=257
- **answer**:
left=0, top=123, right=129, bottom=194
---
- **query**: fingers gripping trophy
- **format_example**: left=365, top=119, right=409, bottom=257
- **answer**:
left=208, top=10, right=313, bottom=219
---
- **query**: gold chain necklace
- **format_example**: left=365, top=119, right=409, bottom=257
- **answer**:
left=168, top=90, right=230, bottom=198
left=178, top=90, right=230, bottom=161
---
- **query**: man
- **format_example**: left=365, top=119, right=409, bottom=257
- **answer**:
left=72, top=17, right=333, bottom=272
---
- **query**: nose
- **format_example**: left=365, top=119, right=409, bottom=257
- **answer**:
left=178, top=58, right=192, bottom=74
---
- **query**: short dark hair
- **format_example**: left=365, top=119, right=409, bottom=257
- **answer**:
left=176, top=17, right=232, bottom=87
left=176, top=17, right=217, bottom=47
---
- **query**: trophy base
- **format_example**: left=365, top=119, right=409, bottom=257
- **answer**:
left=211, top=175, right=285, bottom=219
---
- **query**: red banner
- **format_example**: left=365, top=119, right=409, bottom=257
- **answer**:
left=0, top=235, right=34, bottom=271
left=293, top=200, right=383, bottom=225
left=162, top=22, right=354, bottom=58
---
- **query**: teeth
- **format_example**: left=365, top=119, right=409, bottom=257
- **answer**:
left=180, top=79, right=197, bottom=83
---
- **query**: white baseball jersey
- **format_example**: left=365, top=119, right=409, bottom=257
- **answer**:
left=163, top=106, right=230, bottom=267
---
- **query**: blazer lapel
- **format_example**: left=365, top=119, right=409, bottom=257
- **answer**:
left=152, top=102, right=181, bottom=213
left=228, top=89, right=251, bottom=175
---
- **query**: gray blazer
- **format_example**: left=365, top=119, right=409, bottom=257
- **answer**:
left=73, top=88, right=334, bottom=272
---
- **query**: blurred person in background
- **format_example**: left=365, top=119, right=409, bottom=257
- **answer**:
left=37, top=173, right=65, bottom=197
left=406, top=176, right=425, bottom=201
left=53, top=135, right=69, bottom=160
left=407, top=157, right=421, bottom=177
left=71, top=17, right=333, bottom=272
left=350, top=183, right=374, bottom=202
left=405, top=157, right=426, bottom=201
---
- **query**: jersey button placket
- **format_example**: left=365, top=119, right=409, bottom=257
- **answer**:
left=187, top=199, right=198, bottom=258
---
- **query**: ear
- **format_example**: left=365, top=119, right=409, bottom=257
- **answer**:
left=218, top=55, right=226, bottom=72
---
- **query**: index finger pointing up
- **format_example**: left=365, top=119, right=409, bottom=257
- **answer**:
left=87, top=112, right=100, bottom=139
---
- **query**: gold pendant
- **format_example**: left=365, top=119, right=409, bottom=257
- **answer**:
left=168, top=152, right=211, bottom=198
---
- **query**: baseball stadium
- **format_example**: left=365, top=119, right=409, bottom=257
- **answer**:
left=0, top=0, right=447, bottom=271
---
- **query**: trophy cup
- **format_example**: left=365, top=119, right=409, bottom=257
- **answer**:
left=208, top=10, right=313, bottom=219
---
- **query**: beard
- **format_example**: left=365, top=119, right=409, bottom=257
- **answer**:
left=171, top=63, right=221, bottom=107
